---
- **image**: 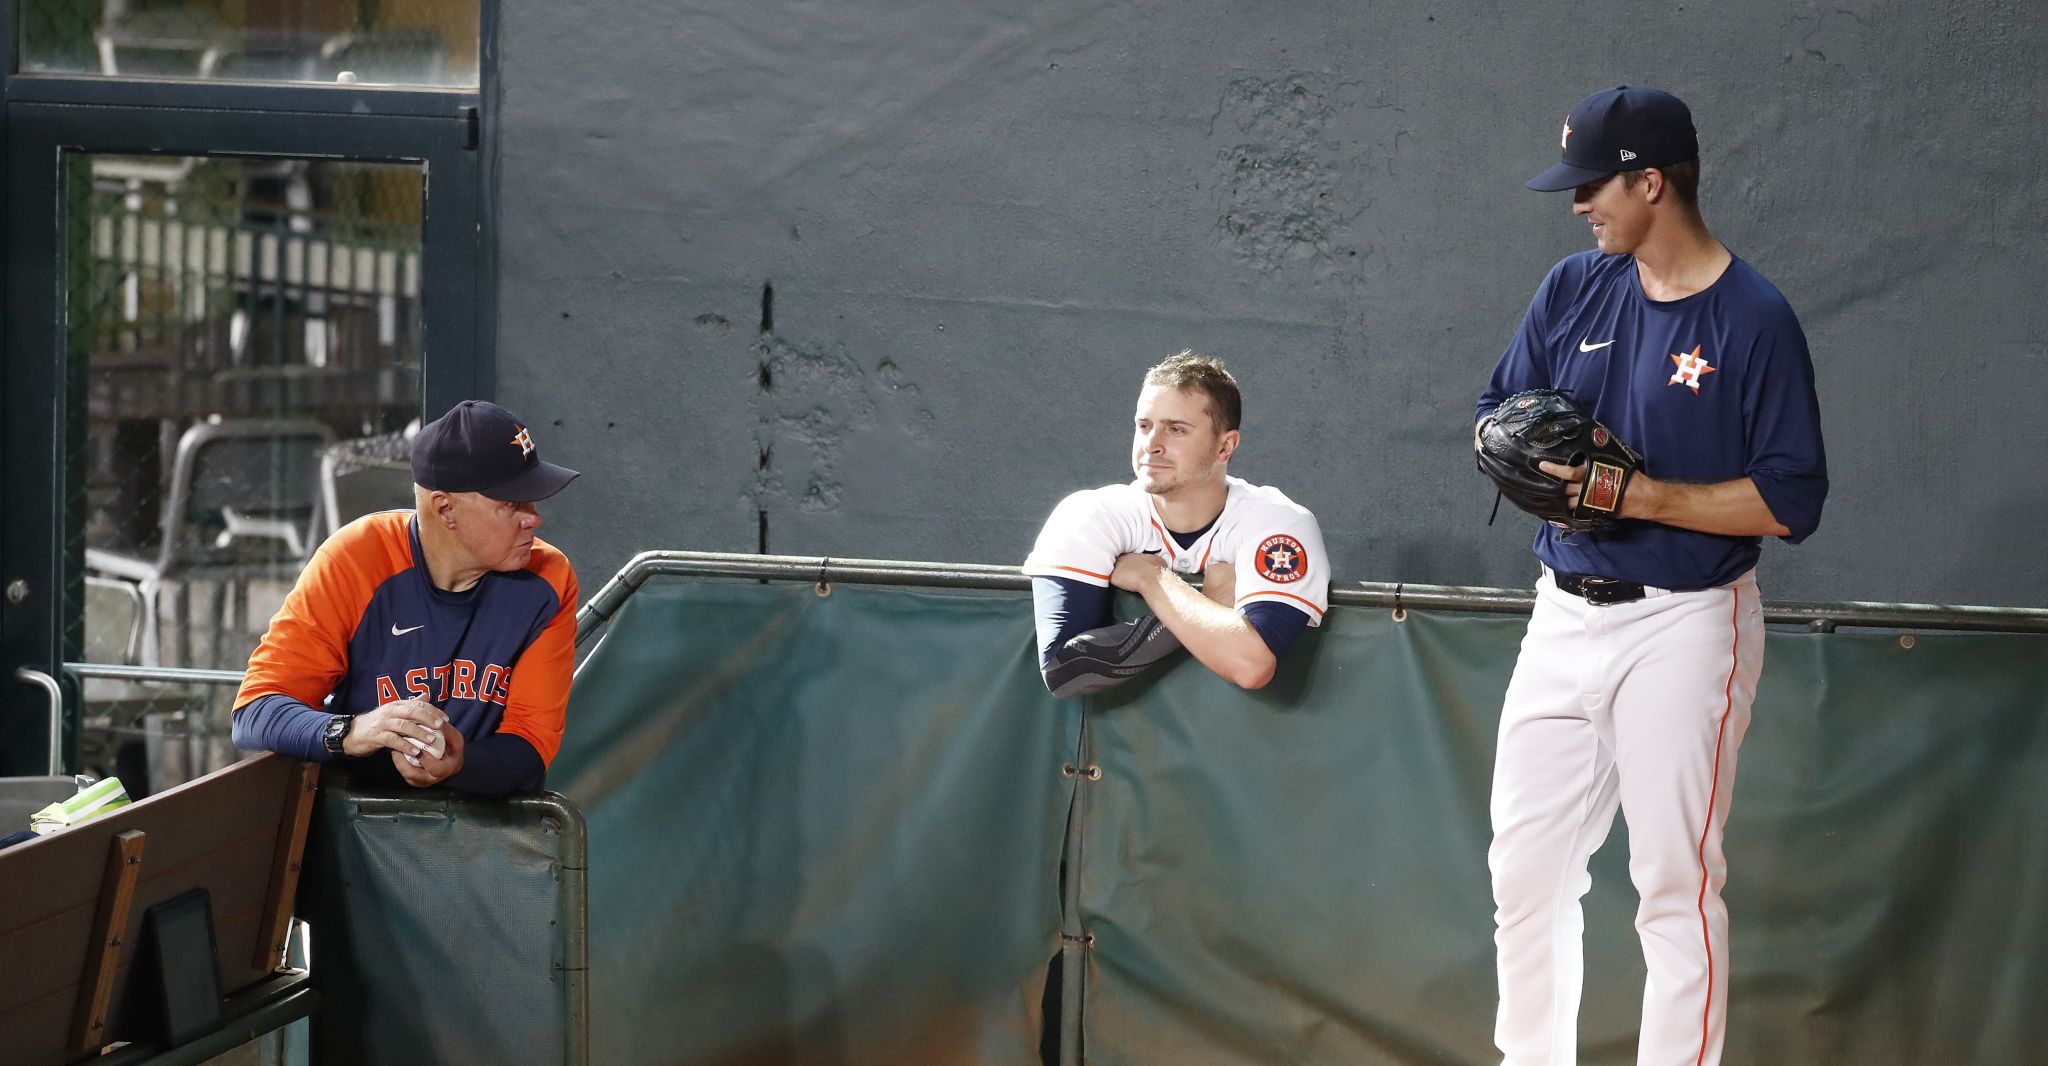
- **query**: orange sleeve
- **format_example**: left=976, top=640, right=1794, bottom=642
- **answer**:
left=233, top=516, right=402, bottom=714
left=496, top=546, right=578, bottom=768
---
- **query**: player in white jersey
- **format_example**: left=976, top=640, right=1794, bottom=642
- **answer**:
left=1023, top=352, right=1329, bottom=697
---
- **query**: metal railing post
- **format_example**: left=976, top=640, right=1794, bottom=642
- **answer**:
left=16, top=667, right=67, bottom=775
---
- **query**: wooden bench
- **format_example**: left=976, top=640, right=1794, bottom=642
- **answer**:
left=0, top=753, right=318, bottom=1064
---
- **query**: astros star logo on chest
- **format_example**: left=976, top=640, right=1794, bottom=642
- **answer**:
left=1668, top=344, right=1716, bottom=394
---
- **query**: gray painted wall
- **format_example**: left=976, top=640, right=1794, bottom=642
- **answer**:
left=496, top=0, right=2048, bottom=608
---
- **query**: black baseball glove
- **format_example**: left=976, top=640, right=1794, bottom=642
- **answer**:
left=1475, top=389, right=1641, bottom=533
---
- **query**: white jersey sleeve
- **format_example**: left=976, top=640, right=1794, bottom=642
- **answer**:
left=1022, top=487, right=1137, bottom=588
left=1228, top=497, right=1330, bottom=626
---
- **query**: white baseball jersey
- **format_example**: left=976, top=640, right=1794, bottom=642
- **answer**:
left=1022, top=477, right=1329, bottom=625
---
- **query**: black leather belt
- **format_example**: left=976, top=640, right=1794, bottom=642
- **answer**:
left=1551, top=571, right=1647, bottom=606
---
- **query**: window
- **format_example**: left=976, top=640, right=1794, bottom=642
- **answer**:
left=19, top=0, right=480, bottom=87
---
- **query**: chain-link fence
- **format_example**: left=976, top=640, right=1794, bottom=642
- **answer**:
left=70, top=152, right=424, bottom=746
left=18, top=0, right=480, bottom=87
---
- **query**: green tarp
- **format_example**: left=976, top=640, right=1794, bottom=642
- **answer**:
left=304, top=785, right=588, bottom=1065
left=554, top=583, right=1073, bottom=1065
left=555, top=580, right=2048, bottom=1065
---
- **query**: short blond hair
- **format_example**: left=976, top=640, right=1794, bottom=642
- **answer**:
left=1143, top=351, right=1241, bottom=432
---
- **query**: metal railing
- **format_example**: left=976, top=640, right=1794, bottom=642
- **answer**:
left=36, top=554, right=2048, bottom=747
left=55, top=662, right=248, bottom=787
left=68, top=663, right=247, bottom=686
left=576, top=550, right=2048, bottom=648
left=16, top=668, right=66, bottom=775
left=85, top=185, right=423, bottom=376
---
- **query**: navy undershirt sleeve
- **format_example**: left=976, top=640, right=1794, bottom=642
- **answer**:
left=232, top=693, right=334, bottom=762
left=442, top=733, right=546, bottom=795
left=1031, top=576, right=1114, bottom=667
left=233, top=692, right=542, bottom=793
left=1241, top=602, right=1311, bottom=660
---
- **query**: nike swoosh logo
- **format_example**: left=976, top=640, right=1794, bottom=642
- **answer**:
left=1579, top=337, right=1616, bottom=352
left=391, top=624, right=425, bottom=636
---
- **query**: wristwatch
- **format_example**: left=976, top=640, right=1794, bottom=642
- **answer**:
left=321, top=714, right=353, bottom=755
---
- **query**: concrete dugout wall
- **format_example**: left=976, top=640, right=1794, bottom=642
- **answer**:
left=493, top=1, right=2048, bottom=607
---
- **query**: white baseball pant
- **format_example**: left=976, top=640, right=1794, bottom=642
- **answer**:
left=1489, top=568, right=1764, bottom=1066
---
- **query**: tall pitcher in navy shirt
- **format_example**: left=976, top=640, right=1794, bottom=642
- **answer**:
left=1475, top=87, right=1826, bottom=1066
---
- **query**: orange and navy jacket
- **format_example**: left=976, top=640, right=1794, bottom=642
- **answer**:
left=232, top=510, right=577, bottom=776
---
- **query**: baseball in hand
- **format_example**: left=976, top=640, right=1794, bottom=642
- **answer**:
left=405, top=728, right=448, bottom=761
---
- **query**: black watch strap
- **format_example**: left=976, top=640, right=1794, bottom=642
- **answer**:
left=322, top=714, right=352, bottom=755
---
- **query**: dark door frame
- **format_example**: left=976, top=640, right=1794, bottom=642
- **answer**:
left=0, top=5, right=497, bottom=775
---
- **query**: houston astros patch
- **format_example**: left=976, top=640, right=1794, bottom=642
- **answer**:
left=1255, top=534, right=1308, bottom=583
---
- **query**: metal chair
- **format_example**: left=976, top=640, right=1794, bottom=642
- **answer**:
left=83, top=575, right=145, bottom=666
left=315, top=422, right=419, bottom=540
left=78, top=574, right=193, bottom=797
left=86, top=417, right=334, bottom=667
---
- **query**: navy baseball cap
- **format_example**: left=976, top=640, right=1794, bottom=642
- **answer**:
left=1527, top=85, right=1699, bottom=192
left=411, top=400, right=579, bottom=502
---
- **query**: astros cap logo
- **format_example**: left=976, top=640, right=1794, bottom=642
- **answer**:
left=512, top=427, right=536, bottom=457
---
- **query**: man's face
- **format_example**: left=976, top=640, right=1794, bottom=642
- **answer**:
left=453, top=491, right=543, bottom=573
left=1573, top=172, right=1650, bottom=255
left=1130, top=384, right=1236, bottom=496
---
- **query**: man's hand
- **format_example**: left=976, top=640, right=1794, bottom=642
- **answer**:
left=1201, top=562, right=1237, bottom=608
left=1538, top=459, right=1588, bottom=512
left=1540, top=461, right=1793, bottom=536
left=342, top=698, right=447, bottom=759
left=1540, top=458, right=1647, bottom=523
left=393, top=719, right=466, bottom=787
left=1111, top=552, right=1168, bottom=593
left=1112, top=555, right=1277, bottom=690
